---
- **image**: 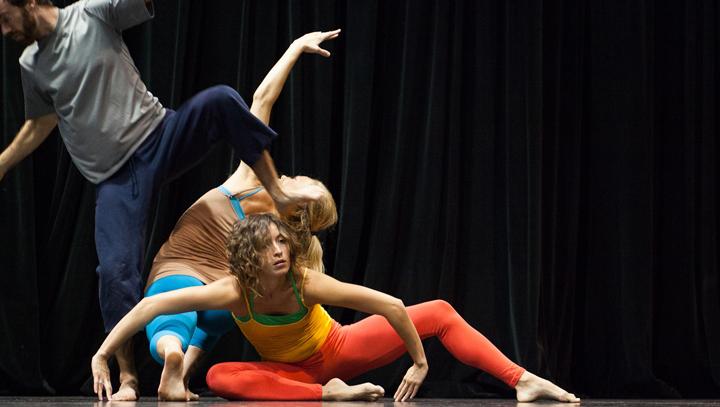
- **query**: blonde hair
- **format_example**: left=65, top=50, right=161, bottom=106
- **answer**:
left=283, top=178, right=337, bottom=273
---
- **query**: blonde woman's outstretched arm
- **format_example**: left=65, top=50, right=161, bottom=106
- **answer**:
left=224, top=29, right=341, bottom=190
left=251, top=29, right=340, bottom=124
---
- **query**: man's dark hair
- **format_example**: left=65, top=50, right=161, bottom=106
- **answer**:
left=8, top=0, right=53, bottom=6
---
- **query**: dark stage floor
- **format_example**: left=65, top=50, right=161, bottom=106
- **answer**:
left=0, top=398, right=719, bottom=406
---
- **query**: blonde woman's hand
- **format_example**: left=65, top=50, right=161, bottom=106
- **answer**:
left=394, top=362, right=428, bottom=402
left=91, top=353, right=113, bottom=401
left=294, top=29, right=341, bottom=57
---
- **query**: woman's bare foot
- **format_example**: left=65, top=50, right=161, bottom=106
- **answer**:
left=322, top=378, right=385, bottom=401
left=157, top=347, right=188, bottom=401
left=111, top=377, right=139, bottom=401
left=515, top=371, right=580, bottom=403
left=182, top=345, right=204, bottom=402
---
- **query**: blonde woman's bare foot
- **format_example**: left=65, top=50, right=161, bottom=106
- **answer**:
left=515, top=371, right=580, bottom=403
left=111, top=377, right=139, bottom=401
left=322, top=378, right=385, bottom=401
left=157, top=350, right=187, bottom=401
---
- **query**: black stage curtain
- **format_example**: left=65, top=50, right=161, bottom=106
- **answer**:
left=1, top=0, right=719, bottom=398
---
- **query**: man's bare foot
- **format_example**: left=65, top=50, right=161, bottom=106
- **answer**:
left=114, top=339, right=139, bottom=401
left=111, top=378, right=139, bottom=401
left=158, top=350, right=187, bottom=401
left=322, top=378, right=384, bottom=401
left=515, top=371, right=580, bottom=403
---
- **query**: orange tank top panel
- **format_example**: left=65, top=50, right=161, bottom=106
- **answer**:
left=146, top=187, right=275, bottom=288
left=233, top=272, right=334, bottom=363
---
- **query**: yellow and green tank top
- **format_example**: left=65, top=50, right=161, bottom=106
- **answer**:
left=233, top=270, right=333, bottom=363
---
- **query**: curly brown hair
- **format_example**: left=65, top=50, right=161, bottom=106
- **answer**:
left=227, top=213, right=301, bottom=297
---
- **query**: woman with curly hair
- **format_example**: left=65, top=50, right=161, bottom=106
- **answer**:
left=92, top=213, right=580, bottom=403
left=97, top=30, right=341, bottom=401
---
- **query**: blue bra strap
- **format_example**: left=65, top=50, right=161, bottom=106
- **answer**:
left=217, top=186, right=264, bottom=220
left=237, top=187, right=263, bottom=201
left=217, top=185, right=246, bottom=220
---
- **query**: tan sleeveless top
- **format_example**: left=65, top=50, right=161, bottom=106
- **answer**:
left=145, top=186, right=276, bottom=290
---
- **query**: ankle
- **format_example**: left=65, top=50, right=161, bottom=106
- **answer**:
left=118, top=373, right=138, bottom=386
left=516, top=371, right=530, bottom=383
left=156, top=336, right=184, bottom=360
left=515, top=371, right=539, bottom=388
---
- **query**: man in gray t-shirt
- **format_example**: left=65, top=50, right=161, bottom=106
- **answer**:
left=0, top=0, right=313, bottom=400
left=18, top=0, right=165, bottom=182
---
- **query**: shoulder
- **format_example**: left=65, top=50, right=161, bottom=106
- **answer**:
left=81, top=0, right=118, bottom=27
left=298, top=268, right=341, bottom=306
left=214, top=276, right=248, bottom=314
left=82, top=0, right=106, bottom=15
left=208, top=276, right=246, bottom=303
left=241, top=189, right=277, bottom=217
left=187, top=188, right=227, bottom=213
left=298, top=267, right=323, bottom=285
left=217, top=276, right=250, bottom=302
left=180, top=189, right=233, bottom=222
left=60, top=1, right=111, bottom=36
left=65, top=0, right=91, bottom=21
left=214, top=275, right=242, bottom=290
left=68, top=0, right=88, bottom=13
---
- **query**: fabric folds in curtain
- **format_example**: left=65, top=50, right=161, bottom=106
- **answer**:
left=0, top=0, right=718, bottom=398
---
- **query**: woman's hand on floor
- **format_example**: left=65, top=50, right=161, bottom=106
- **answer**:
left=91, top=353, right=113, bottom=401
left=394, top=362, right=428, bottom=401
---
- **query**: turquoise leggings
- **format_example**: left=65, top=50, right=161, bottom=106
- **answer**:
left=145, top=275, right=234, bottom=364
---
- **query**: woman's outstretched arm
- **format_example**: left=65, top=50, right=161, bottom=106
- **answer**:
left=91, top=277, right=242, bottom=400
left=302, top=270, right=428, bottom=402
left=225, top=29, right=341, bottom=190
left=251, top=29, right=340, bottom=124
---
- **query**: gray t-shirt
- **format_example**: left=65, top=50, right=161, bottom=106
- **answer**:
left=19, top=0, right=165, bottom=184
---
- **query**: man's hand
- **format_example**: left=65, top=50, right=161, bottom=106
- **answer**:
left=0, top=114, right=57, bottom=183
left=91, top=353, right=113, bottom=401
left=293, top=29, right=341, bottom=57
left=394, top=362, right=428, bottom=402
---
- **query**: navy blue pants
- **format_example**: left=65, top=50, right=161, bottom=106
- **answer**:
left=95, top=85, right=276, bottom=332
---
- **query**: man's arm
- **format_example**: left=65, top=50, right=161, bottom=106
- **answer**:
left=0, top=113, right=58, bottom=182
left=84, top=0, right=154, bottom=32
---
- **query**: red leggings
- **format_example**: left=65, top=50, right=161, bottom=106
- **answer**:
left=206, top=300, right=525, bottom=400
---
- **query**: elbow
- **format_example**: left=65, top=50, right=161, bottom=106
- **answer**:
left=252, top=88, right=270, bottom=107
left=34, top=113, right=58, bottom=130
left=385, top=297, right=406, bottom=319
left=134, top=296, right=156, bottom=321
